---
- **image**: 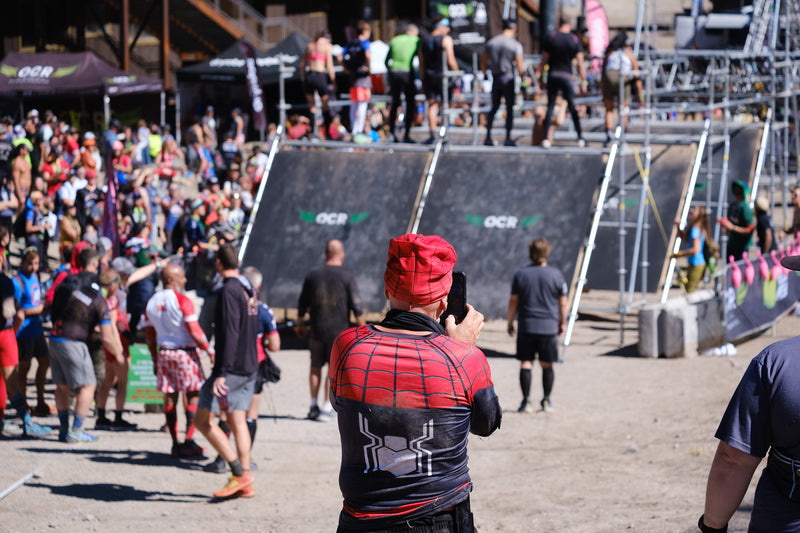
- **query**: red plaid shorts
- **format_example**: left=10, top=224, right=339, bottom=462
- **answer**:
left=156, top=347, right=205, bottom=393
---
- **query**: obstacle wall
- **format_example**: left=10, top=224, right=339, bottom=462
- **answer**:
left=242, top=150, right=428, bottom=313
left=415, top=152, right=604, bottom=318
left=241, top=131, right=762, bottom=318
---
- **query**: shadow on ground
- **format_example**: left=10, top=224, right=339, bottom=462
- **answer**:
left=26, top=482, right=207, bottom=503
left=24, top=447, right=209, bottom=470
left=600, top=343, right=641, bottom=358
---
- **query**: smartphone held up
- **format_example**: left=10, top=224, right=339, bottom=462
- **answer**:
left=440, top=271, right=467, bottom=326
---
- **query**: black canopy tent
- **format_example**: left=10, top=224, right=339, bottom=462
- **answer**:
left=176, top=32, right=309, bottom=141
left=177, top=32, right=308, bottom=84
left=0, top=51, right=164, bottom=127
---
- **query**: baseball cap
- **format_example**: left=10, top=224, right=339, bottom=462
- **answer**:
left=97, top=236, right=113, bottom=256
left=437, top=18, right=450, bottom=28
left=112, top=140, right=124, bottom=151
left=110, top=257, right=136, bottom=276
left=28, top=109, right=39, bottom=118
left=782, top=253, right=800, bottom=271
left=191, top=198, right=204, bottom=211
left=82, top=232, right=98, bottom=246
left=384, top=233, right=457, bottom=306
left=732, top=180, right=749, bottom=193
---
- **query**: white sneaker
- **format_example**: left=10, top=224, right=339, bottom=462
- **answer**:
left=541, top=140, right=551, bottom=148
left=577, top=138, right=586, bottom=148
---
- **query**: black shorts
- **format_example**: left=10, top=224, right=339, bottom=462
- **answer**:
left=516, top=333, right=559, bottom=363
left=18, top=335, right=49, bottom=362
left=424, top=72, right=444, bottom=101
left=310, top=338, right=333, bottom=368
left=305, top=71, right=332, bottom=97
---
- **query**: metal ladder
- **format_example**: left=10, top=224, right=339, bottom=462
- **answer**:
left=744, top=0, right=773, bottom=54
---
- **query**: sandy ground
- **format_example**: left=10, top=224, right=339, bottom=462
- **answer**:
left=0, top=290, right=792, bottom=533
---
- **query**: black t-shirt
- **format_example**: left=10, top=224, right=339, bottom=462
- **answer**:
left=75, top=185, right=102, bottom=228
left=756, top=212, right=778, bottom=252
left=544, top=31, right=582, bottom=76
left=298, top=264, right=364, bottom=345
left=213, top=276, right=259, bottom=377
left=52, top=272, right=111, bottom=342
left=511, top=264, right=568, bottom=335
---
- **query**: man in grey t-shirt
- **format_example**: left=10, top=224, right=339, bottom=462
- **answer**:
left=482, top=20, right=525, bottom=147
left=507, top=238, right=567, bottom=413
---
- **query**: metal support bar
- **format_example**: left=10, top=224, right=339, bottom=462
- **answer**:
left=410, top=127, right=447, bottom=234
left=238, top=125, right=284, bottom=263
left=564, top=127, right=621, bottom=349
left=661, top=119, right=711, bottom=303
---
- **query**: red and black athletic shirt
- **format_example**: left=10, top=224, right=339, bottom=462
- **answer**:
left=330, top=322, right=502, bottom=530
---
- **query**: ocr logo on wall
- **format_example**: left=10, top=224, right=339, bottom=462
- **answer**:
left=465, top=213, right=541, bottom=229
left=299, top=210, right=370, bottom=226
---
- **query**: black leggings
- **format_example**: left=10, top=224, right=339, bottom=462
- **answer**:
left=542, top=73, right=583, bottom=140
left=388, top=71, right=417, bottom=136
left=487, top=74, right=516, bottom=139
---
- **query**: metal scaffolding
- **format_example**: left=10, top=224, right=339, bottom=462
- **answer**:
left=564, top=0, right=800, bottom=348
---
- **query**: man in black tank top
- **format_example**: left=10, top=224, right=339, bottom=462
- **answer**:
left=421, top=18, right=458, bottom=143
left=539, top=17, right=588, bottom=147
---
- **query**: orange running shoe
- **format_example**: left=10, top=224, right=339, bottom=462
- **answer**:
left=238, top=484, right=255, bottom=498
left=213, top=471, right=254, bottom=498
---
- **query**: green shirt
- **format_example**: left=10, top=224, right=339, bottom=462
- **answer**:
left=387, top=34, right=419, bottom=72
left=727, top=199, right=754, bottom=260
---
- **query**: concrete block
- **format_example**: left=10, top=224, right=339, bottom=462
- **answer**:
left=695, top=296, right=726, bottom=352
left=659, top=301, right=699, bottom=358
left=638, top=303, right=662, bottom=358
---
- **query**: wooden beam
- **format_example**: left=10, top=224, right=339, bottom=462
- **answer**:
left=121, top=0, right=130, bottom=71
left=184, top=0, right=245, bottom=41
left=162, top=0, right=170, bottom=91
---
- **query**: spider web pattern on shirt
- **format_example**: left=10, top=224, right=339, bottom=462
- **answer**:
left=331, top=325, right=494, bottom=410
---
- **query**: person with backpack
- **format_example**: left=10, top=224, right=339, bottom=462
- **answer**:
left=672, top=205, right=712, bottom=293
left=602, top=32, right=643, bottom=146
left=342, top=21, right=373, bottom=135
left=50, top=247, right=123, bottom=443
left=421, top=18, right=458, bottom=144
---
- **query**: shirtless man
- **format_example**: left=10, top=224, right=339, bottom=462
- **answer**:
left=12, top=143, right=31, bottom=205
left=421, top=18, right=458, bottom=143
left=301, top=29, right=336, bottom=133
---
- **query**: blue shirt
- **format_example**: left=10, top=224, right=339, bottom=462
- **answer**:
left=13, top=272, right=44, bottom=338
left=687, top=226, right=706, bottom=267
left=185, top=216, right=206, bottom=246
left=259, top=302, right=277, bottom=336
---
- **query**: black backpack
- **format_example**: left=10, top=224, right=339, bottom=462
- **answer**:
left=51, top=272, right=96, bottom=324
left=343, top=39, right=367, bottom=76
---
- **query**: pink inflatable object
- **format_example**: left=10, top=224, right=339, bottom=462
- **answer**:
left=742, top=251, right=755, bottom=286
left=756, top=250, right=770, bottom=281
left=771, top=250, right=784, bottom=280
left=729, top=255, right=742, bottom=289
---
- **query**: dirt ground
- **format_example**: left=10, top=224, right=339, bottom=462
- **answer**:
left=0, top=291, right=792, bottom=533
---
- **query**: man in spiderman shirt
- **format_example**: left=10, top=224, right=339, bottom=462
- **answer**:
left=329, top=233, right=502, bottom=533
